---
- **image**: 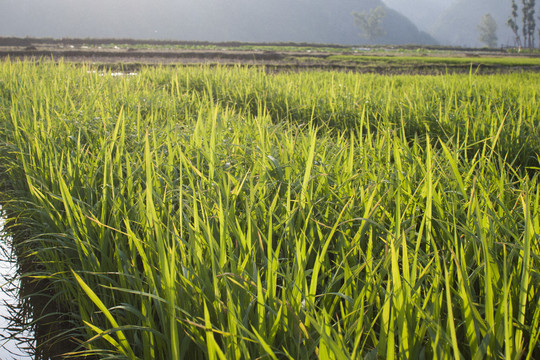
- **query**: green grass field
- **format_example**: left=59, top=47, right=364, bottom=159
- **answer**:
left=1, top=61, right=539, bottom=359
left=327, top=54, right=540, bottom=67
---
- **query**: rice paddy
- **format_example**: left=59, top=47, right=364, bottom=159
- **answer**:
left=0, top=60, right=539, bottom=359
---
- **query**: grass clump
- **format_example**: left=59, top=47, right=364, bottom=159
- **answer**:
left=0, top=61, right=539, bottom=359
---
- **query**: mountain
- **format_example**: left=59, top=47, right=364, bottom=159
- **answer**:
left=428, top=0, right=515, bottom=47
left=382, top=0, right=451, bottom=31
left=0, top=0, right=437, bottom=45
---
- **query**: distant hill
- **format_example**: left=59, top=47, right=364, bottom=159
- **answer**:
left=428, top=0, right=515, bottom=47
left=382, top=0, right=451, bottom=31
left=0, top=0, right=437, bottom=45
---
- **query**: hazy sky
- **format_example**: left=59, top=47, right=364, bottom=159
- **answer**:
left=0, top=0, right=430, bottom=44
left=0, top=0, right=519, bottom=47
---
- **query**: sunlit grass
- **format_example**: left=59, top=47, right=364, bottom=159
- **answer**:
left=0, top=60, right=539, bottom=359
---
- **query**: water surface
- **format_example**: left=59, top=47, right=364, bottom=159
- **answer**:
left=0, top=206, right=33, bottom=359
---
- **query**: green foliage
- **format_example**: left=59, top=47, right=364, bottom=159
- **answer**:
left=507, top=0, right=522, bottom=47
left=353, top=6, right=387, bottom=41
left=478, top=14, right=498, bottom=48
left=0, top=61, right=539, bottom=359
left=521, top=0, right=537, bottom=48
left=507, top=0, right=536, bottom=48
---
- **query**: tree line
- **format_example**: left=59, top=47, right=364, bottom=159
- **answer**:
left=478, top=0, right=539, bottom=49
left=474, top=0, right=538, bottom=49
left=506, top=0, right=537, bottom=48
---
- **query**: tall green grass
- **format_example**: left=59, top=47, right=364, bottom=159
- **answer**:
left=0, top=61, right=539, bottom=359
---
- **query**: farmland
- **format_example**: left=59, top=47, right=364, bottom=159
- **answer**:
left=2, top=37, right=540, bottom=75
left=0, top=60, right=539, bottom=359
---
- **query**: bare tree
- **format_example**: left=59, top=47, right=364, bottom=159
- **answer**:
left=353, top=6, right=387, bottom=42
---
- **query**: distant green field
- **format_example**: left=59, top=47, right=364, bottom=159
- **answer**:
left=328, top=54, right=540, bottom=67
left=1, top=61, right=539, bottom=359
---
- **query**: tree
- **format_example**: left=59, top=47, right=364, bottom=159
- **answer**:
left=525, top=0, right=535, bottom=47
left=507, top=0, right=522, bottom=47
left=478, top=13, right=498, bottom=47
left=520, top=0, right=536, bottom=47
left=353, top=6, right=387, bottom=41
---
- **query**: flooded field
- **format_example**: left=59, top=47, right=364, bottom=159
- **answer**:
left=0, top=206, right=33, bottom=359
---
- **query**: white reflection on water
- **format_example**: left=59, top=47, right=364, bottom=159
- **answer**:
left=86, top=70, right=138, bottom=77
left=0, top=206, right=33, bottom=359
